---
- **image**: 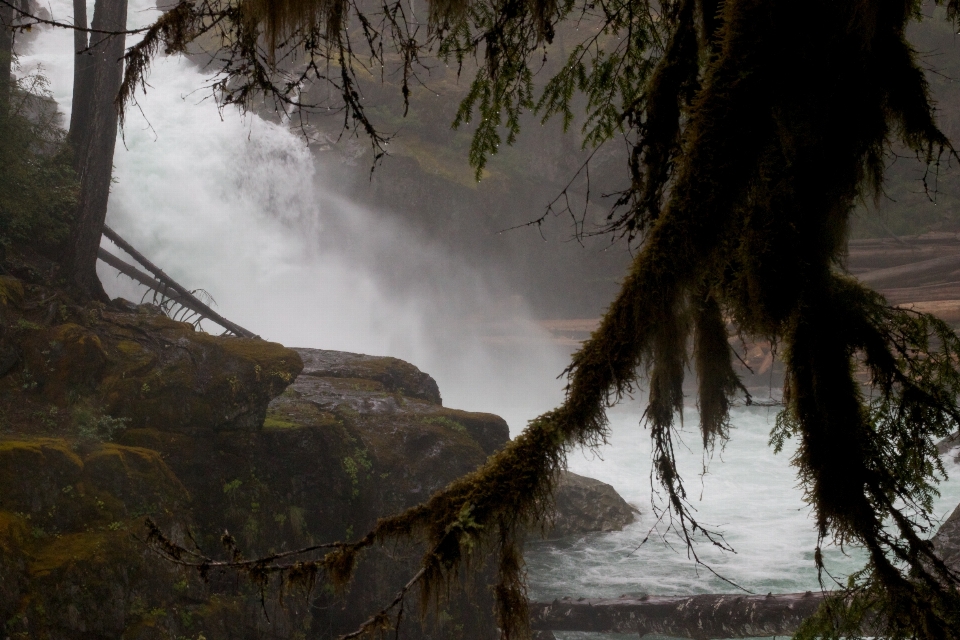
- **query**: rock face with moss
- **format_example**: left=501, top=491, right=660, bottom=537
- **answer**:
left=543, top=472, right=638, bottom=539
left=0, top=259, right=638, bottom=639
left=0, top=263, right=512, bottom=639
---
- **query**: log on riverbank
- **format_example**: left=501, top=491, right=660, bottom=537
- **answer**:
left=529, top=591, right=825, bottom=639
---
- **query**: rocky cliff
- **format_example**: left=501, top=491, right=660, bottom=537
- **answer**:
left=0, top=257, right=635, bottom=640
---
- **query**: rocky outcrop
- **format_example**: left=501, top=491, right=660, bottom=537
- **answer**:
left=938, top=431, right=960, bottom=463
left=0, top=269, right=511, bottom=639
left=933, top=502, right=960, bottom=573
left=540, top=471, right=637, bottom=539
left=0, top=265, right=637, bottom=640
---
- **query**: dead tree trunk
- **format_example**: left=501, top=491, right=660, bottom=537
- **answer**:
left=529, top=592, right=825, bottom=639
left=65, top=0, right=127, bottom=300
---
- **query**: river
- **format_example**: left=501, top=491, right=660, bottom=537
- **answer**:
left=19, top=6, right=960, bottom=638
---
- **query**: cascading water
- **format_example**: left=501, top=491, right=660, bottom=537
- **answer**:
left=19, top=0, right=571, bottom=431
left=17, top=4, right=960, bottom=636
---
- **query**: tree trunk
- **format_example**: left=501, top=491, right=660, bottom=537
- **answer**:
left=0, top=0, right=14, bottom=112
left=529, top=592, right=826, bottom=639
left=66, top=0, right=127, bottom=301
left=68, top=0, right=93, bottom=149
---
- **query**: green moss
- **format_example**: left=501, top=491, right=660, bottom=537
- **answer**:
left=422, top=415, right=467, bottom=433
left=29, top=529, right=115, bottom=576
left=0, top=276, right=24, bottom=307
left=263, top=415, right=300, bottom=429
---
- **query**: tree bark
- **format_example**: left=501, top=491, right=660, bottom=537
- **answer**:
left=529, top=592, right=826, bottom=639
left=0, top=0, right=14, bottom=112
left=68, top=0, right=93, bottom=149
left=65, top=0, right=127, bottom=301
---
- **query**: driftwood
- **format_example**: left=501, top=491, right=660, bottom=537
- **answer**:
left=529, top=592, right=825, bottom=639
left=97, top=226, right=258, bottom=338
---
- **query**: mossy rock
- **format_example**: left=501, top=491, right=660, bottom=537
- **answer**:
left=427, top=408, right=509, bottom=456
left=0, top=511, right=29, bottom=633
left=0, top=439, right=83, bottom=524
left=0, top=438, right=188, bottom=534
left=81, top=444, right=189, bottom=517
left=21, top=323, right=109, bottom=397
left=92, top=311, right=302, bottom=434
left=22, top=528, right=177, bottom=638
left=0, top=275, right=24, bottom=308
left=295, top=347, right=442, bottom=404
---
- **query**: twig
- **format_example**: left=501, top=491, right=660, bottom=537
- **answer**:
left=340, top=567, right=427, bottom=640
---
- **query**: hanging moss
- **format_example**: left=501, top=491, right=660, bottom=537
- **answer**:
left=115, top=0, right=960, bottom=637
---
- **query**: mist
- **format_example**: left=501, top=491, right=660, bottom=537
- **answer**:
left=18, top=2, right=587, bottom=433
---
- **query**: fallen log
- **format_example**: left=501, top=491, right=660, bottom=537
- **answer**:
left=97, top=245, right=258, bottom=338
left=857, top=253, right=960, bottom=289
left=529, top=591, right=825, bottom=639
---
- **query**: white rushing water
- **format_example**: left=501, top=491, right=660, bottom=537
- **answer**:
left=530, top=406, right=960, bottom=600
left=19, top=0, right=571, bottom=432
left=19, top=6, right=960, bottom=636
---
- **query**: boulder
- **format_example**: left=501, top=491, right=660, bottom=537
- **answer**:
left=296, top=347, right=442, bottom=404
left=933, top=502, right=960, bottom=573
left=540, top=471, right=638, bottom=539
left=937, top=431, right=960, bottom=463
left=8, top=298, right=302, bottom=436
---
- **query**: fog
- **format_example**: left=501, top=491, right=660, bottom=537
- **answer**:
left=19, top=0, right=627, bottom=432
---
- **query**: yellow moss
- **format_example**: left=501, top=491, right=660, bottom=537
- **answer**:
left=263, top=403, right=340, bottom=430
left=0, top=438, right=83, bottom=467
left=83, top=443, right=189, bottom=506
left=263, top=415, right=301, bottom=429
left=0, top=510, right=28, bottom=550
left=29, top=530, right=115, bottom=576
left=113, top=340, right=157, bottom=375
left=0, top=275, right=24, bottom=307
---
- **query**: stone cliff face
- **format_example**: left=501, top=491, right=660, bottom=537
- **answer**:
left=0, top=260, right=638, bottom=640
left=0, top=261, right=510, bottom=639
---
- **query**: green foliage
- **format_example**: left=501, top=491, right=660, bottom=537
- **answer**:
left=0, top=64, right=78, bottom=254
left=422, top=415, right=467, bottom=433
left=342, top=448, right=372, bottom=498
left=72, top=406, right=130, bottom=443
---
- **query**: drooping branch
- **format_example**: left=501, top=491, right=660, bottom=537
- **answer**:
left=120, top=0, right=960, bottom=638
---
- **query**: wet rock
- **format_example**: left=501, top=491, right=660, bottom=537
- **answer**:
left=295, top=347, right=442, bottom=404
left=279, top=348, right=509, bottom=456
left=937, top=431, right=960, bottom=463
left=1, top=273, right=508, bottom=639
left=540, top=471, right=638, bottom=538
left=13, top=309, right=302, bottom=435
left=933, top=502, right=960, bottom=572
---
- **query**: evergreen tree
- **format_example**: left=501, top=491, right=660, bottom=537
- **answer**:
left=64, top=0, right=127, bottom=300
left=0, top=66, right=78, bottom=258
left=120, top=0, right=960, bottom=637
